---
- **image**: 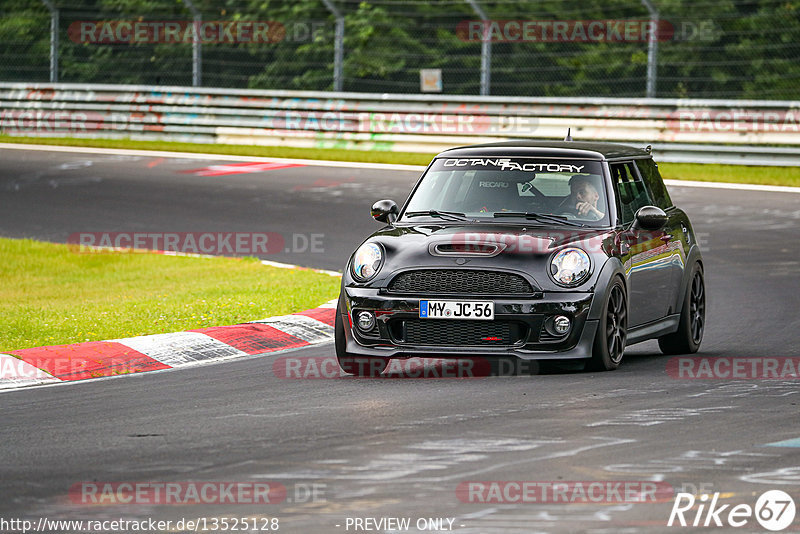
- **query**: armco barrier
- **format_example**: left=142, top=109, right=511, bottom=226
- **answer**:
left=1, top=83, right=799, bottom=165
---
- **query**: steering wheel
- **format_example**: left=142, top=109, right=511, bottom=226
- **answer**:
left=553, top=209, right=579, bottom=219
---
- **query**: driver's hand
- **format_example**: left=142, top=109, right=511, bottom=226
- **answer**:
left=576, top=202, right=603, bottom=219
left=575, top=201, right=593, bottom=216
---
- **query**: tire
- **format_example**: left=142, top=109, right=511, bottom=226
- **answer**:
left=658, top=263, right=705, bottom=355
left=335, top=304, right=388, bottom=377
left=585, top=277, right=628, bottom=371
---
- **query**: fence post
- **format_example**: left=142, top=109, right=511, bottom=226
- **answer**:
left=181, top=0, right=202, bottom=86
left=321, top=0, right=344, bottom=91
left=465, top=0, right=491, bottom=96
left=41, top=0, right=58, bottom=83
left=641, top=0, right=659, bottom=98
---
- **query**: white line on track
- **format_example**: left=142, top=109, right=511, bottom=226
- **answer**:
left=1, top=142, right=799, bottom=193
left=663, top=179, right=800, bottom=194
left=260, top=259, right=341, bottom=277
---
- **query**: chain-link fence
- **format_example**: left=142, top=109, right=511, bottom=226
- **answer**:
left=1, top=0, right=798, bottom=99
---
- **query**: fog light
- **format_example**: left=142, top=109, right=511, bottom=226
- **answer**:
left=553, top=315, right=571, bottom=335
left=356, top=311, right=376, bottom=331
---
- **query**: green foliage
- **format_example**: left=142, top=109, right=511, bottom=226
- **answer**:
left=1, top=0, right=798, bottom=98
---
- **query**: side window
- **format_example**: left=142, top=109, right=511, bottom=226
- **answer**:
left=611, top=162, right=652, bottom=224
left=635, top=158, right=673, bottom=209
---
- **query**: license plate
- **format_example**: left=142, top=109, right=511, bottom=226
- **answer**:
left=419, top=300, right=494, bottom=320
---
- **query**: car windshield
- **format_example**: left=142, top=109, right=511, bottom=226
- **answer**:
left=402, top=157, right=609, bottom=226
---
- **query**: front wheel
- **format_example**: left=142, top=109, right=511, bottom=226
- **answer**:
left=335, top=304, right=388, bottom=377
left=658, top=263, right=705, bottom=355
left=586, top=277, right=628, bottom=371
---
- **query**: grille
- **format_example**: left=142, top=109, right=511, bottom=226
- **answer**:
left=394, top=320, right=527, bottom=346
left=388, top=270, right=533, bottom=294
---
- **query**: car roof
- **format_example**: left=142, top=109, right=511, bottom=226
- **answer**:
left=438, top=140, right=651, bottom=160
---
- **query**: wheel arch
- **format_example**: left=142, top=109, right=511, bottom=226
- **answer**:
left=675, top=245, right=704, bottom=315
left=588, top=257, right=627, bottom=321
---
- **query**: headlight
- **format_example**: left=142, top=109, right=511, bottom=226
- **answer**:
left=351, top=243, right=383, bottom=282
left=550, top=247, right=591, bottom=287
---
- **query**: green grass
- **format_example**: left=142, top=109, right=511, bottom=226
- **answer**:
left=658, top=162, right=800, bottom=188
left=0, top=134, right=436, bottom=166
left=2, top=134, right=799, bottom=187
left=0, top=238, right=341, bottom=352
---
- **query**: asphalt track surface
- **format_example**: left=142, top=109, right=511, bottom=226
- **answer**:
left=1, top=147, right=800, bottom=533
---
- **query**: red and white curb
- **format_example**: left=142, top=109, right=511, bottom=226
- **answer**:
left=0, top=300, right=337, bottom=391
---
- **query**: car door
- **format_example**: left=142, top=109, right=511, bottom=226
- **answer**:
left=611, top=161, right=674, bottom=326
left=635, top=157, right=686, bottom=316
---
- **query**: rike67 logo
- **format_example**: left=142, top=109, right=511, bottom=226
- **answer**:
left=668, top=490, right=796, bottom=531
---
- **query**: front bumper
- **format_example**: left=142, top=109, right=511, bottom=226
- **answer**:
left=340, top=287, right=597, bottom=361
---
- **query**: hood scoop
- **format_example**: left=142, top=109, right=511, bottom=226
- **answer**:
left=428, top=241, right=506, bottom=257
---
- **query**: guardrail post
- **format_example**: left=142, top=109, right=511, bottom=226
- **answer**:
left=641, top=0, right=659, bottom=98
left=181, top=0, right=202, bottom=86
left=321, top=0, right=344, bottom=92
left=40, top=0, right=59, bottom=82
left=465, top=0, right=491, bottom=96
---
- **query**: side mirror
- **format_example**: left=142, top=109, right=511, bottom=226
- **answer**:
left=633, top=206, right=668, bottom=230
left=371, top=199, right=399, bottom=224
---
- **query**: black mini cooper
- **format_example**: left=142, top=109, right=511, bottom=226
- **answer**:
left=335, top=141, right=705, bottom=374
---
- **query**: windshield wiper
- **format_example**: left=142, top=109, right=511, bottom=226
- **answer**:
left=493, top=211, right=587, bottom=227
left=404, top=210, right=472, bottom=222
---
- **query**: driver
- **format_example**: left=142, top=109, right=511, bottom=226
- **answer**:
left=561, top=175, right=605, bottom=220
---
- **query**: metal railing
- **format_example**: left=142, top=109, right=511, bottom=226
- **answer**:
left=1, top=83, right=799, bottom=166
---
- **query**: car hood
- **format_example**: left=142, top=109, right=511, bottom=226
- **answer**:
left=347, top=223, right=617, bottom=292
